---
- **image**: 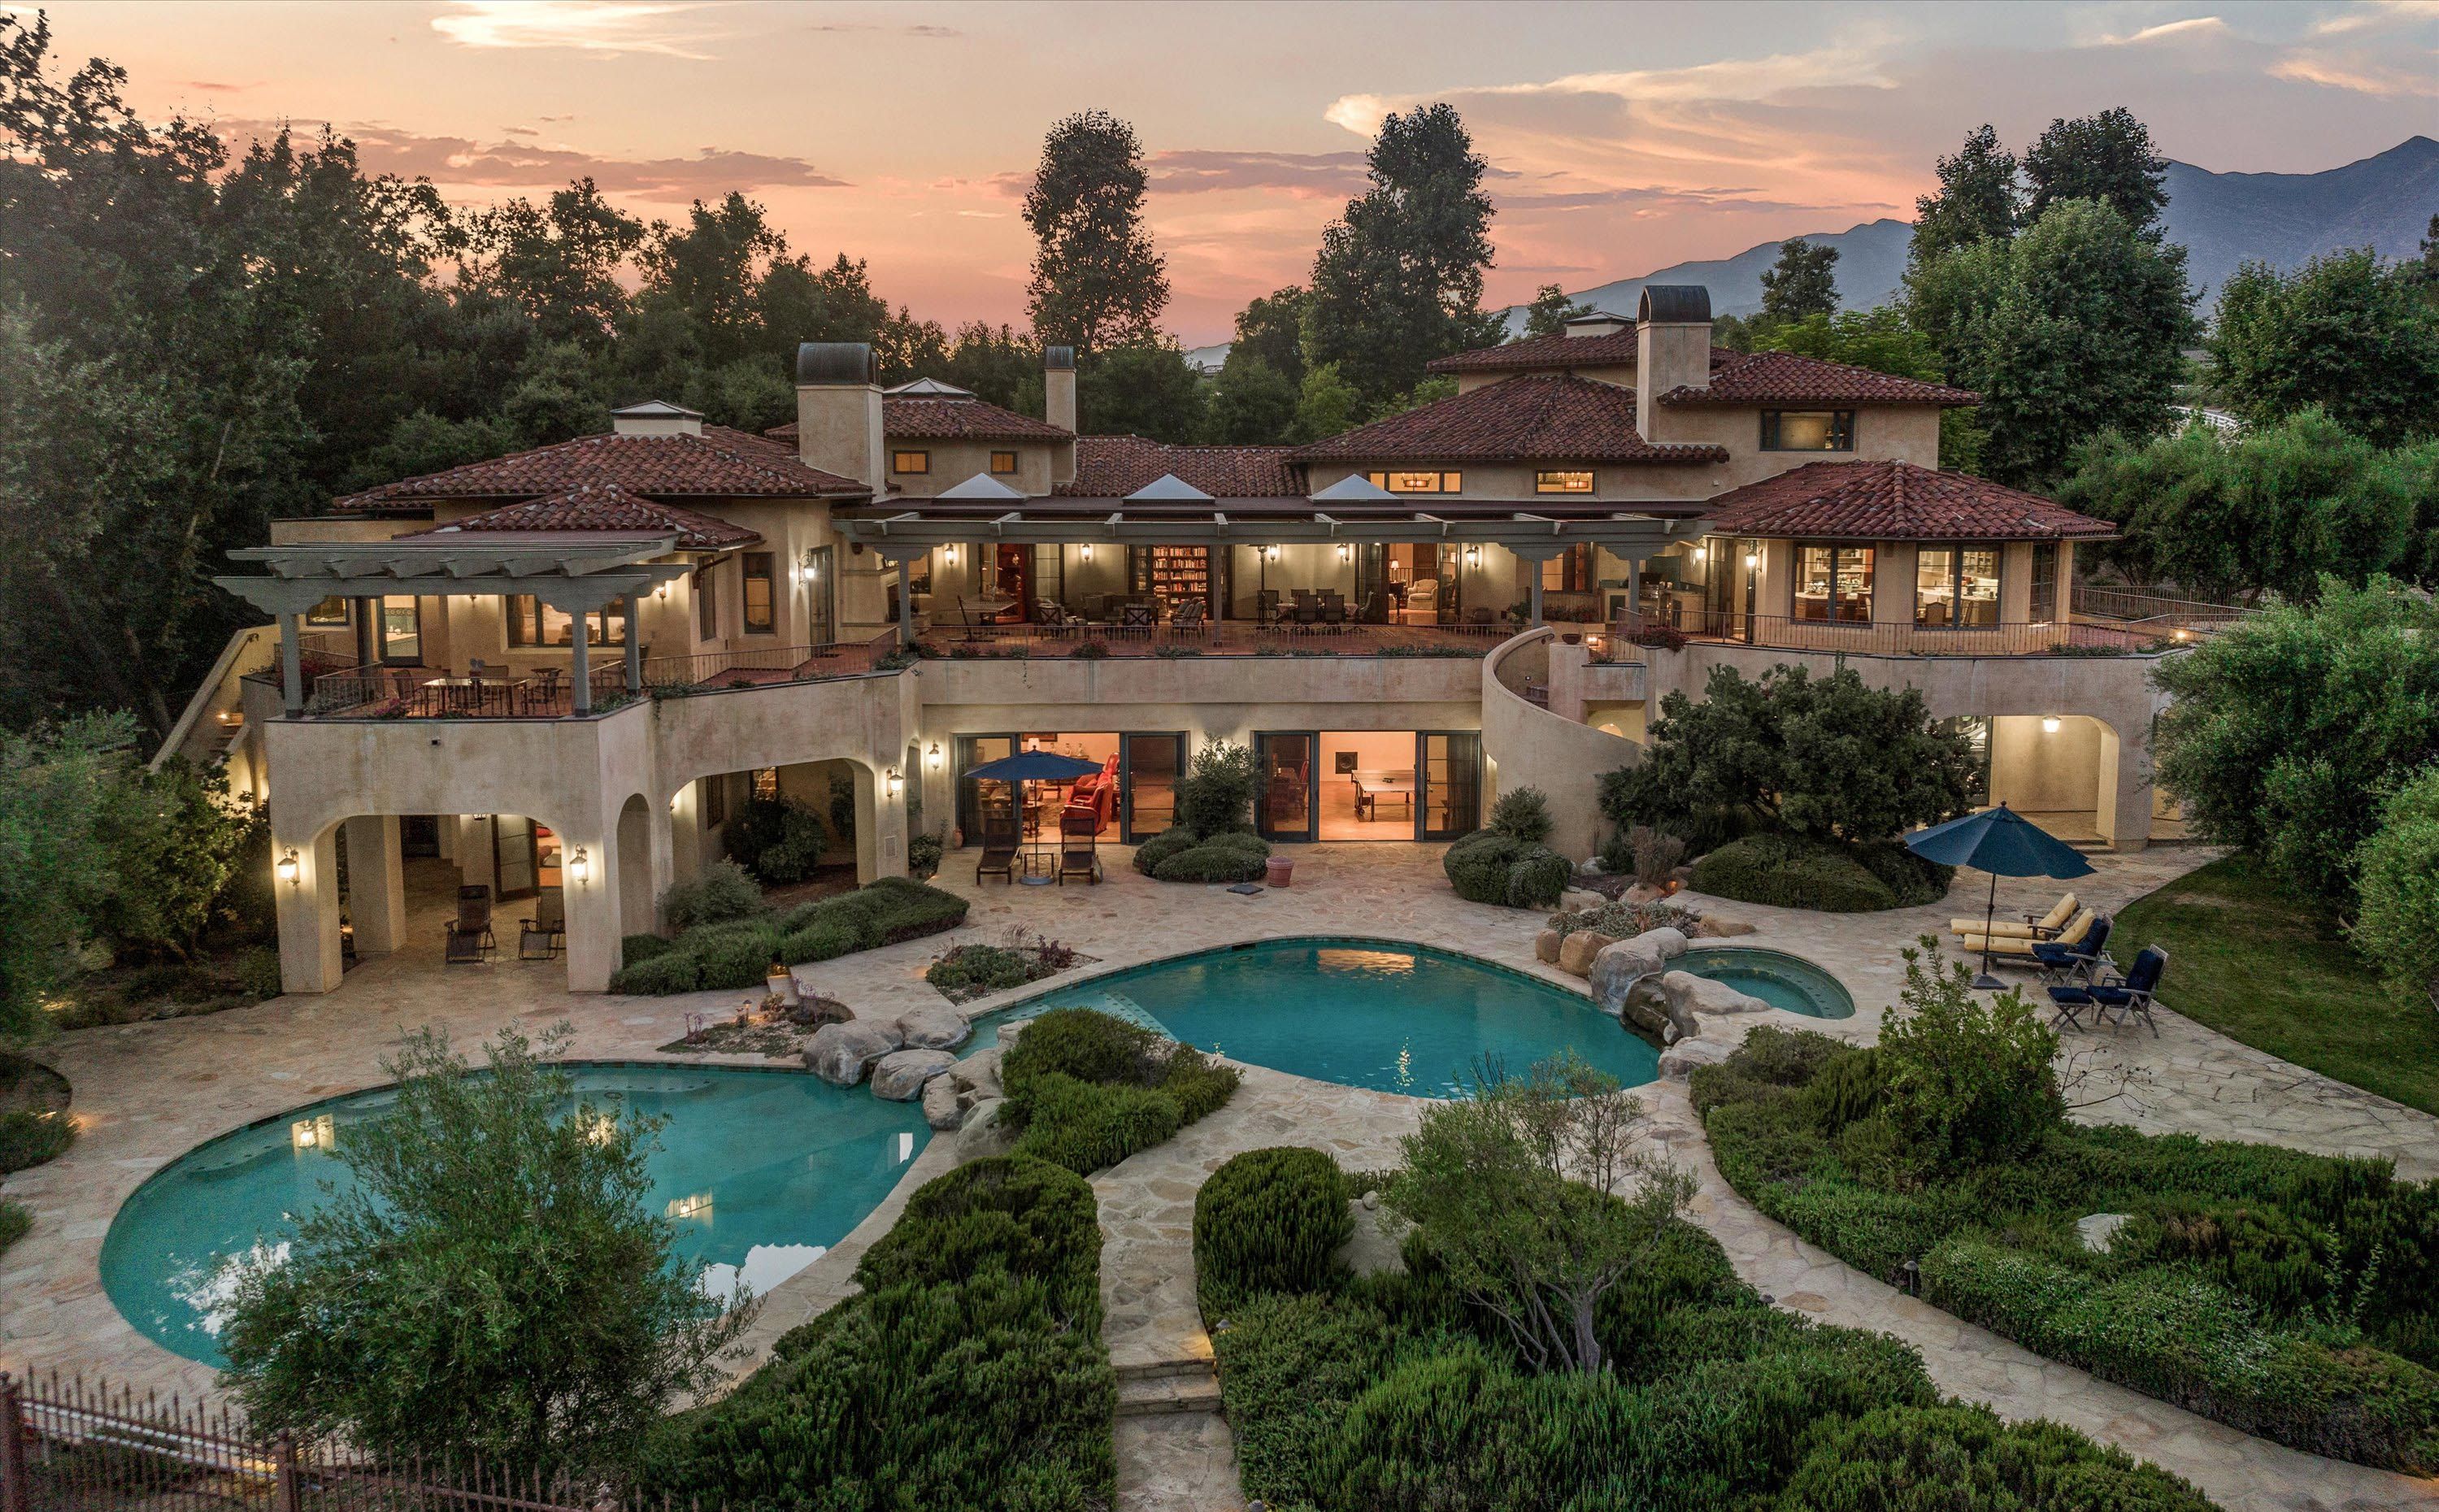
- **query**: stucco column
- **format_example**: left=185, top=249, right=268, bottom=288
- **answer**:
left=456, top=815, right=498, bottom=893
left=278, top=612, right=304, bottom=717
left=624, top=593, right=644, bottom=693
left=559, top=829, right=618, bottom=992
left=897, top=558, right=914, bottom=647
left=852, top=763, right=881, bottom=884
left=272, top=821, right=344, bottom=993
left=1528, top=575, right=1545, bottom=628
left=2103, top=725, right=2154, bottom=853
left=342, top=815, right=407, bottom=955
left=570, top=625, right=592, bottom=715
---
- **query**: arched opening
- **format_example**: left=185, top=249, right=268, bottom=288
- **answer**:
left=1985, top=714, right=2137, bottom=849
left=616, top=792, right=658, bottom=939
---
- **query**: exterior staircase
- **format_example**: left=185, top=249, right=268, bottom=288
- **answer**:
left=1115, top=1358, right=1223, bottom=1419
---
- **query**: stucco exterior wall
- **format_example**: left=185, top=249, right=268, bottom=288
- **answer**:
left=880, top=438, right=1058, bottom=498
left=1480, top=628, right=1642, bottom=862
left=1646, top=405, right=1942, bottom=480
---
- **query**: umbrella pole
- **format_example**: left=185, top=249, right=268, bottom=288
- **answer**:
left=1973, top=867, right=2003, bottom=990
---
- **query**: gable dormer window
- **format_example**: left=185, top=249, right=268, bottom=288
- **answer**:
left=1761, top=411, right=1854, bottom=451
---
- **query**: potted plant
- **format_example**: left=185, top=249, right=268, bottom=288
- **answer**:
left=1559, top=631, right=1582, bottom=645
left=766, top=958, right=798, bottom=1006
left=1265, top=854, right=1294, bottom=888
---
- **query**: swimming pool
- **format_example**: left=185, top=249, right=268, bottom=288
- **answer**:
left=1676, top=946, right=1856, bottom=1019
left=99, top=1064, right=929, bottom=1366
left=972, top=937, right=1659, bottom=1098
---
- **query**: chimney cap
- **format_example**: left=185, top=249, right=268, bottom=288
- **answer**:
left=1637, top=286, right=1711, bottom=325
left=1043, top=345, right=1076, bottom=371
left=797, top=341, right=878, bottom=385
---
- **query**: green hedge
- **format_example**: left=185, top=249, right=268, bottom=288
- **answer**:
left=611, top=877, right=971, bottom=996
left=1194, top=1148, right=1352, bottom=1312
left=998, top=1009, right=1240, bottom=1175
left=1442, top=829, right=1570, bottom=908
left=1688, top=832, right=1950, bottom=912
left=1136, top=827, right=1271, bottom=884
left=0, top=1201, right=25, bottom=1260
left=1693, top=1026, right=2439, bottom=1472
left=640, top=1156, right=1111, bottom=1510
left=1777, top=1403, right=2217, bottom=1511
left=0, top=1110, right=73, bottom=1175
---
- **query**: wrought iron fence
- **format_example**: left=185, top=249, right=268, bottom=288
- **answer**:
left=921, top=620, right=1508, bottom=658
left=0, top=1371, right=709, bottom=1512
left=1610, top=607, right=2182, bottom=658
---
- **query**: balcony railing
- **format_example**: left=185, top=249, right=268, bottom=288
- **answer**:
left=916, top=621, right=1509, bottom=658
left=1611, top=607, right=2190, bottom=658
left=283, top=629, right=904, bottom=719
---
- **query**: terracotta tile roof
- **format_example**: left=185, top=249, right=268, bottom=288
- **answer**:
left=1661, top=350, right=1978, bottom=407
left=398, top=484, right=761, bottom=549
left=1053, top=436, right=1304, bottom=497
left=1700, top=461, right=2114, bottom=541
left=1289, top=372, right=1728, bottom=466
left=333, top=425, right=864, bottom=511
left=763, top=393, right=1073, bottom=446
left=1426, top=328, right=1644, bottom=373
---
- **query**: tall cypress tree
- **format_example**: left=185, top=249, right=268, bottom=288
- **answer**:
left=1021, top=110, right=1169, bottom=354
left=1759, top=240, right=1841, bottom=322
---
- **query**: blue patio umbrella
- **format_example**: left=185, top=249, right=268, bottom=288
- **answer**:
left=966, top=749, right=1106, bottom=879
left=1906, top=802, right=2096, bottom=988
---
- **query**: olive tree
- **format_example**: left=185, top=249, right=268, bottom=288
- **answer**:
left=220, top=1025, right=752, bottom=1480
left=2352, top=766, right=2439, bottom=1012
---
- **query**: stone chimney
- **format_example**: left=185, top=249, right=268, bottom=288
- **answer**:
left=1043, top=345, right=1078, bottom=484
left=793, top=342, right=884, bottom=492
left=609, top=400, right=703, bottom=437
left=1633, top=285, right=1711, bottom=441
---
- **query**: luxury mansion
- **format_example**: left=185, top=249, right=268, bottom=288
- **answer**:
left=176, top=288, right=2210, bottom=994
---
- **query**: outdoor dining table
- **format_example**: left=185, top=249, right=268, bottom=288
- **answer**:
left=423, top=675, right=527, bottom=715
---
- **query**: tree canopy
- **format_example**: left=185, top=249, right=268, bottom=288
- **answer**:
left=2022, top=107, right=2170, bottom=235
left=1022, top=109, right=1168, bottom=353
left=2208, top=249, right=2439, bottom=447
left=1909, top=124, right=2022, bottom=268
left=1520, top=282, right=1592, bottom=339
left=1753, top=307, right=1982, bottom=471
left=1230, top=285, right=1309, bottom=386
left=1759, top=239, right=1841, bottom=322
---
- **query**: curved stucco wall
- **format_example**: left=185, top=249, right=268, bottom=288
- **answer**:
left=1480, top=628, right=1643, bottom=862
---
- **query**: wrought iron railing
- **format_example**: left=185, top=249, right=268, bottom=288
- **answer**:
left=1610, top=608, right=2182, bottom=658
left=920, top=621, right=1508, bottom=658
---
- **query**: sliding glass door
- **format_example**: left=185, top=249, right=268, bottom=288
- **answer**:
left=1120, top=732, right=1185, bottom=842
left=1254, top=732, right=1316, bottom=843
left=954, top=733, right=1014, bottom=845
left=1419, top=732, right=1482, bottom=841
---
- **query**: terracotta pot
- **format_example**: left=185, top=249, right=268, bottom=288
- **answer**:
left=1559, top=632, right=1583, bottom=644
left=1265, top=856, right=1295, bottom=888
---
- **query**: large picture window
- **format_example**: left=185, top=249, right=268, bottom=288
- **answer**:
left=741, top=552, right=776, bottom=634
left=1761, top=410, right=1855, bottom=451
left=1534, top=469, right=1593, bottom=493
left=505, top=596, right=628, bottom=647
left=1793, top=544, right=1874, bottom=623
left=1915, top=545, right=2001, bottom=628
left=1363, top=469, right=1463, bottom=493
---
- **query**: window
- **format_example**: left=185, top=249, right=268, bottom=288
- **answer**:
left=1914, top=545, right=2001, bottom=628
left=504, top=596, right=627, bottom=647
left=1793, top=544, right=1875, bottom=623
left=891, top=450, right=930, bottom=475
left=1363, top=469, right=1463, bottom=493
left=702, top=775, right=727, bottom=828
left=695, top=567, right=717, bottom=641
left=989, top=450, right=1020, bottom=476
left=742, top=552, right=776, bottom=634
left=752, top=767, right=778, bottom=800
left=2028, top=543, right=2059, bottom=622
left=1534, top=469, right=1593, bottom=493
left=377, top=595, right=423, bottom=663
left=1761, top=410, right=1855, bottom=451
left=1539, top=544, right=1593, bottom=593
left=305, top=595, right=349, bottom=626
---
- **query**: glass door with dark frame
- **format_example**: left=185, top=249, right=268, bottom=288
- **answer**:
left=801, top=545, right=837, bottom=645
left=1120, top=732, right=1186, bottom=842
left=954, top=733, right=1014, bottom=846
left=1419, top=732, right=1482, bottom=841
left=1255, top=732, right=1317, bottom=843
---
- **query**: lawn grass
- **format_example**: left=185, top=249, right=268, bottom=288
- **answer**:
left=2115, top=854, right=2439, bottom=1115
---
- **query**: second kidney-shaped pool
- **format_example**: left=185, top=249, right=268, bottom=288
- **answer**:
left=972, top=936, right=1659, bottom=1098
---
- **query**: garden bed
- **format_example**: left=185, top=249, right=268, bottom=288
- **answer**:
left=925, top=928, right=1093, bottom=1004
left=1694, top=1023, right=2439, bottom=1472
left=610, top=869, right=969, bottom=995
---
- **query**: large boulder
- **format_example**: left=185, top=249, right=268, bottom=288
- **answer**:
left=1659, top=970, right=1773, bottom=1021
left=949, top=1046, right=1003, bottom=1106
left=953, top=1097, right=1014, bottom=1162
left=1659, top=1036, right=1734, bottom=1080
left=1691, top=914, right=1755, bottom=939
left=1633, top=926, right=1691, bottom=961
left=805, top=1020, right=901, bottom=1086
left=871, top=1048, right=957, bottom=1101
left=1589, top=939, right=1668, bottom=1021
left=893, top=1006, right=972, bottom=1051
left=1533, top=928, right=1563, bottom=965
left=921, top=1075, right=963, bottom=1131
left=1556, top=930, right=1615, bottom=977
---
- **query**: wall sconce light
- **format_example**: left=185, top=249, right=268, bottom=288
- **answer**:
left=1743, top=550, right=1759, bottom=569
left=885, top=767, right=904, bottom=798
left=567, top=846, right=590, bottom=884
left=1263, top=545, right=1280, bottom=562
left=1079, top=543, right=1094, bottom=563
left=654, top=580, right=670, bottom=601
left=795, top=552, right=820, bottom=584
left=2041, top=715, right=2061, bottom=734
left=942, top=545, right=959, bottom=567
left=1335, top=542, right=1351, bottom=563
left=1463, top=544, right=1481, bottom=568
left=276, top=848, right=300, bottom=886
left=1692, top=546, right=1707, bottom=564
left=925, top=742, right=942, bottom=771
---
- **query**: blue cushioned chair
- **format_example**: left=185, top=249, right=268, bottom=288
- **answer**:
left=2048, top=945, right=2167, bottom=1035
left=2032, top=911, right=2111, bottom=984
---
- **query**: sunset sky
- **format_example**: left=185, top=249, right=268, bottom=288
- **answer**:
left=32, top=0, right=2439, bottom=343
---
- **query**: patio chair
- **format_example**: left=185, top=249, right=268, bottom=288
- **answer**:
left=528, top=665, right=563, bottom=714
left=1120, top=602, right=1156, bottom=632
left=519, top=887, right=566, bottom=960
left=1057, top=811, right=1100, bottom=885
left=1951, top=891, right=2078, bottom=943
left=976, top=813, right=1019, bottom=884
left=2048, top=945, right=2167, bottom=1035
left=2032, top=912, right=2112, bottom=984
left=1256, top=589, right=1281, bottom=627
left=1958, top=906, right=2095, bottom=964
left=444, top=884, right=497, bottom=964
left=1319, top=593, right=1347, bottom=628
left=1035, top=597, right=1072, bottom=635
left=1174, top=597, right=1206, bottom=632
left=1395, top=580, right=1439, bottom=627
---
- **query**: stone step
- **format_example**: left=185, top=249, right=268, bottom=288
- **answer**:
left=1115, top=1356, right=1215, bottom=1383
left=1114, top=1366, right=1223, bottom=1419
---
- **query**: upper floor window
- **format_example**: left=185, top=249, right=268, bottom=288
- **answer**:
left=506, top=595, right=627, bottom=648
left=892, top=450, right=930, bottom=475
left=742, top=552, right=776, bottom=634
left=989, top=450, right=1020, bottom=475
left=1761, top=410, right=1854, bottom=451
left=305, top=595, right=350, bottom=626
left=695, top=566, right=717, bottom=641
left=1540, top=543, right=1594, bottom=593
left=1793, top=543, right=1874, bottom=623
left=1915, top=545, right=2001, bottom=629
left=1534, top=470, right=1593, bottom=493
left=377, top=595, right=424, bottom=665
left=1365, top=469, right=1463, bottom=494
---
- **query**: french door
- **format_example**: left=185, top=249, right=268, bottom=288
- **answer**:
left=1254, top=731, right=1480, bottom=843
left=954, top=733, right=1015, bottom=844
left=1254, top=732, right=1316, bottom=843
left=1419, top=732, right=1482, bottom=841
left=1121, top=732, right=1186, bottom=842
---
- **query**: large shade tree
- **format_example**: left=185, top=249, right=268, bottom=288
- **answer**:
left=1022, top=109, right=1168, bottom=354
left=2208, top=249, right=2439, bottom=447
left=1759, top=239, right=1841, bottom=323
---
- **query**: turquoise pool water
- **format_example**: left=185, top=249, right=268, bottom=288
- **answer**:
left=1676, top=946, right=1856, bottom=1019
left=99, top=1064, right=929, bottom=1366
left=972, top=937, right=1659, bottom=1098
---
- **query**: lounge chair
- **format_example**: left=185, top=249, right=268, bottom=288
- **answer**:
left=519, top=887, right=565, bottom=960
left=444, top=884, right=497, bottom=964
left=976, top=814, right=1018, bottom=884
left=1950, top=891, right=2078, bottom=943
left=2048, top=945, right=2167, bottom=1034
left=1057, top=812, right=1100, bottom=884
left=2032, top=911, right=2112, bottom=984
left=1957, top=906, right=2096, bottom=965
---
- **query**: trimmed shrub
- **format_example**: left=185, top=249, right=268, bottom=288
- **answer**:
left=1004, top=1007, right=1167, bottom=1091
left=1131, top=824, right=1200, bottom=875
left=724, top=795, right=830, bottom=885
left=1852, top=839, right=1954, bottom=907
left=1486, top=786, right=1554, bottom=843
left=1010, top=1074, right=1185, bottom=1174
left=1442, top=829, right=1569, bottom=908
left=658, top=860, right=763, bottom=929
left=1195, top=1147, right=1353, bottom=1310
left=1877, top=945, right=2061, bottom=1172
left=232, top=947, right=283, bottom=1001
left=621, top=933, right=675, bottom=968
left=1150, top=832, right=1271, bottom=884
left=777, top=919, right=859, bottom=967
left=1175, top=740, right=1261, bottom=836
left=0, top=1110, right=73, bottom=1174
left=608, top=952, right=701, bottom=996
left=855, top=1155, right=1102, bottom=1310
left=686, top=924, right=782, bottom=991
left=1779, top=1403, right=2218, bottom=1511
left=999, top=1009, right=1239, bottom=1175
left=859, top=875, right=972, bottom=943
left=0, top=1201, right=24, bottom=1258
left=1690, top=832, right=1898, bottom=912
left=2353, top=764, right=2439, bottom=1007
